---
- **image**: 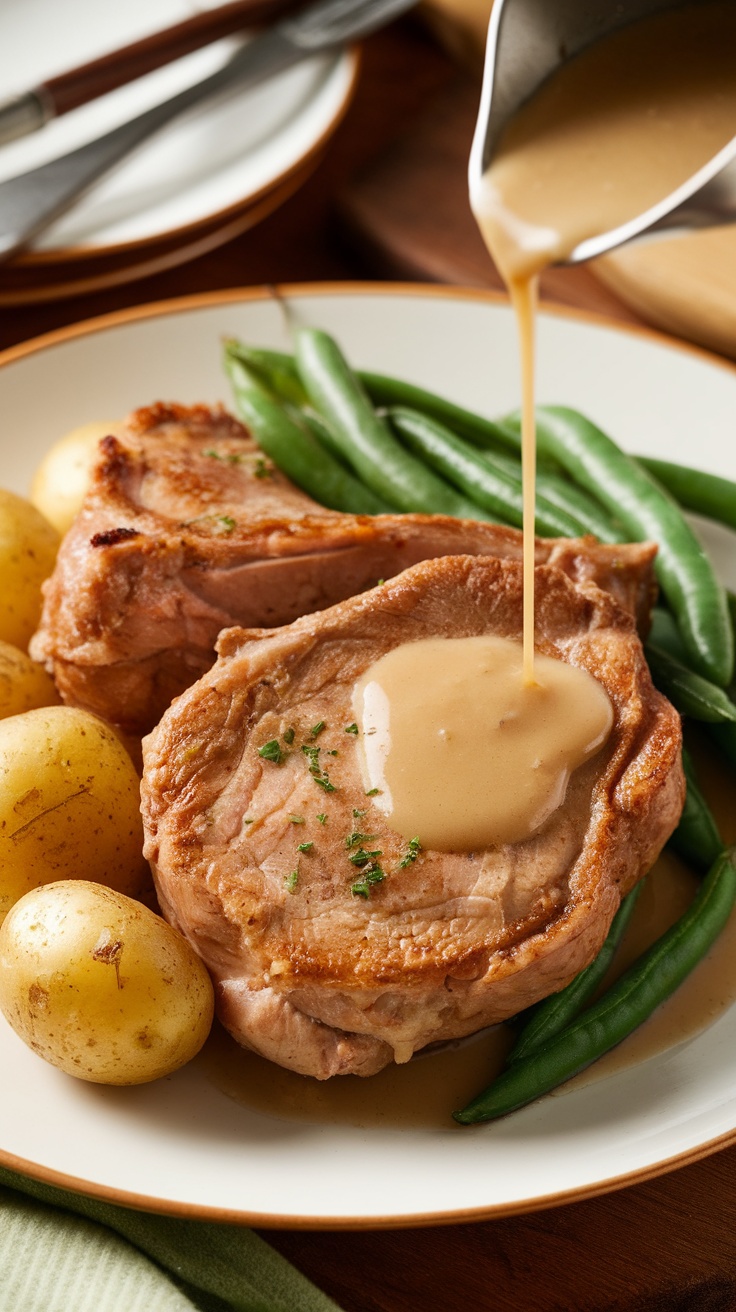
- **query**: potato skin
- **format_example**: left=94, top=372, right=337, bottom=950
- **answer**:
left=0, top=882, right=214, bottom=1084
left=0, top=488, right=60, bottom=650
left=0, top=639, right=60, bottom=720
left=0, top=705, right=148, bottom=923
left=31, top=420, right=121, bottom=535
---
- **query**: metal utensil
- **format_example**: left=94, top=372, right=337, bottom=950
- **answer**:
left=469, top=0, right=736, bottom=266
left=0, top=0, right=303, bottom=147
left=0, top=0, right=416, bottom=262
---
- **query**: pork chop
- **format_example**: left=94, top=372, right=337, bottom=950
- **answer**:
left=31, top=403, right=657, bottom=735
left=141, top=554, right=683, bottom=1080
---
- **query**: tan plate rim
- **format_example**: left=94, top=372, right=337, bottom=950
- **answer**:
left=1, top=48, right=360, bottom=275
left=1, top=279, right=735, bottom=1231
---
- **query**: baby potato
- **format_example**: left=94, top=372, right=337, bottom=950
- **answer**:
left=0, top=705, right=148, bottom=923
left=0, top=639, right=60, bottom=720
left=31, top=420, right=121, bottom=535
left=0, top=488, right=60, bottom=650
left=0, top=881, right=214, bottom=1084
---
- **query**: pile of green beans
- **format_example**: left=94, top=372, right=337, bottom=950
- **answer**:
left=294, top=331, right=486, bottom=520
left=223, top=329, right=736, bottom=1123
left=386, top=405, right=585, bottom=539
left=501, top=407, right=733, bottom=687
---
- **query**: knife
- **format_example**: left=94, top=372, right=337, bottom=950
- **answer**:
left=0, top=0, right=418, bottom=263
left=0, top=0, right=303, bottom=147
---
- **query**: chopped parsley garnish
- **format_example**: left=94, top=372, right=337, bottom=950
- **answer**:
left=301, top=743, right=337, bottom=793
left=344, top=723, right=359, bottom=735
left=309, top=720, right=326, bottom=739
left=243, top=817, right=254, bottom=825
left=283, top=727, right=295, bottom=745
left=253, top=456, right=272, bottom=479
left=316, top=813, right=328, bottom=825
left=345, top=832, right=376, bottom=849
left=288, top=815, right=304, bottom=825
left=351, top=865, right=385, bottom=899
left=297, top=841, right=314, bottom=853
left=259, top=739, right=284, bottom=764
left=203, top=448, right=247, bottom=465
left=349, top=847, right=383, bottom=867
left=284, top=869, right=299, bottom=893
left=352, top=808, right=366, bottom=819
left=326, top=749, right=338, bottom=757
left=183, top=512, right=236, bottom=535
left=399, top=837, right=422, bottom=869
left=365, top=788, right=381, bottom=797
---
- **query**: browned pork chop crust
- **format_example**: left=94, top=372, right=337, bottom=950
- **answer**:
left=31, top=403, right=657, bottom=734
left=141, top=555, right=683, bottom=1080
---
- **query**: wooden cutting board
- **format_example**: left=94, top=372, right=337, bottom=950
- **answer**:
left=338, top=75, right=736, bottom=359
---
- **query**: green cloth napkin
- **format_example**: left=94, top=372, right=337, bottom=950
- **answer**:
left=0, top=1166, right=343, bottom=1312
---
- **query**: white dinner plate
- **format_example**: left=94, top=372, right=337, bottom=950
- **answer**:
left=0, top=1, right=357, bottom=266
left=0, top=284, right=735, bottom=1228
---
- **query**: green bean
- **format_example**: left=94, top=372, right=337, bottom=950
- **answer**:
left=508, top=884, right=642, bottom=1065
left=455, top=845, right=736, bottom=1124
left=646, top=609, right=736, bottom=727
left=300, top=407, right=352, bottom=469
left=387, top=406, right=588, bottom=538
left=638, top=456, right=736, bottom=533
left=644, top=642, right=736, bottom=723
left=507, top=406, right=733, bottom=688
left=357, top=369, right=519, bottom=452
left=293, top=329, right=491, bottom=519
left=223, top=352, right=390, bottom=516
left=669, top=748, right=724, bottom=873
left=647, top=607, right=687, bottom=660
left=707, top=595, right=736, bottom=765
left=225, top=342, right=310, bottom=408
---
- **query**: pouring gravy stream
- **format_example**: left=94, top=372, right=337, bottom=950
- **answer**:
left=472, top=0, right=736, bottom=681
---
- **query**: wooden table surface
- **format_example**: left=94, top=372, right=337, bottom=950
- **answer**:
left=4, top=17, right=736, bottom=1311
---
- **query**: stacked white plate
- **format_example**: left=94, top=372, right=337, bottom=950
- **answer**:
left=0, top=0, right=358, bottom=303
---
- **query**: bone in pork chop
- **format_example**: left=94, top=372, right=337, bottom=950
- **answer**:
left=31, top=403, right=656, bottom=735
left=141, top=554, right=683, bottom=1080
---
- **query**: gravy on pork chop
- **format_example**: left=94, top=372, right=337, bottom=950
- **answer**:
left=31, top=403, right=656, bottom=734
left=141, top=554, right=683, bottom=1081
